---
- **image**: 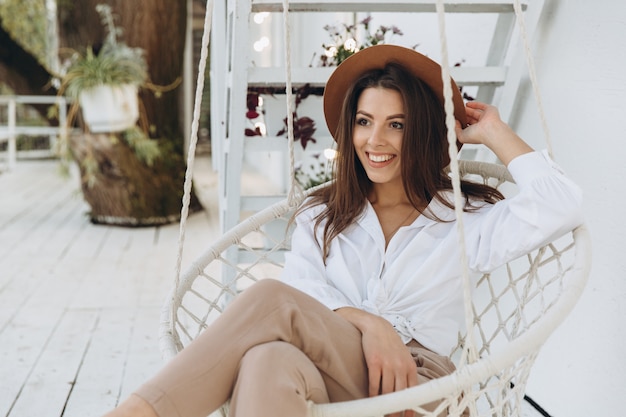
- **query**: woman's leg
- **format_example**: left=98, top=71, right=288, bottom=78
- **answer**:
left=229, top=341, right=329, bottom=417
left=133, top=279, right=369, bottom=417
left=407, top=340, right=463, bottom=416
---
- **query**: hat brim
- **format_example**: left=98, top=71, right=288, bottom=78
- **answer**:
left=323, top=44, right=466, bottom=140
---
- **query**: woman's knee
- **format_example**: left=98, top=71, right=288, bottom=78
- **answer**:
left=239, top=279, right=298, bottom=304
left=238, top=342, right=329, bottom=402
left=240, top=341, right=289, bottom=372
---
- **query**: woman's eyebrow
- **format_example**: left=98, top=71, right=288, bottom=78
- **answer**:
left=355, top=110, right=405, bottom=120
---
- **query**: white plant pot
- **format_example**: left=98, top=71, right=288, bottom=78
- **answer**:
left=79, top=84, right=140, bottom=133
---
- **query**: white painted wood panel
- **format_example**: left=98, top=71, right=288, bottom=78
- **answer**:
left=7, top=309, right=98, bottom=417
left=0, top=159, right=218, bottom=417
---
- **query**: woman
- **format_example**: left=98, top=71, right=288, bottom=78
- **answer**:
left=104, top=44, right=583, bottom=417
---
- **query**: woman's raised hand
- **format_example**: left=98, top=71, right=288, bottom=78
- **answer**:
left=455, top=101, right=533, bottom=166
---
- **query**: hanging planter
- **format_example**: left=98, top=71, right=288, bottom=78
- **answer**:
left=59, top=4, right=148, bottom=133
left=52, top=4, right=192, bottom=226
left=60, top=41, right=147, bottom=133
left=78, top=84, right=139, bottom=133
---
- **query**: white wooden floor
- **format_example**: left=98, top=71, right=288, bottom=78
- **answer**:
left=0, top=157, right=221, bottom=417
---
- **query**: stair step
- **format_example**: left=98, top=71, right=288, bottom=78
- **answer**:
left=252, top=0, right=527, bottom=13
left=241, top=195, right=286, bottom=211
left=247, top=66, right=507, bottom=88
left=244, top=136, right=335, bottom=152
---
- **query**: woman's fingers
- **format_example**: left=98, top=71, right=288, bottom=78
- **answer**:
left=405, top=372, right=419, bottom=417
left=369, top=366, right=382, bottom=397
left=457, top=101, right=502, bottom=145
left=380, top=362, right=419, bottom=417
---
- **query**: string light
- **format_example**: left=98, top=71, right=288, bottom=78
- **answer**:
left=323, top=148, right=338, bottom=160
left=253, top=12, right=269, bottom=24
left=254, top=36, right=270, bottom=52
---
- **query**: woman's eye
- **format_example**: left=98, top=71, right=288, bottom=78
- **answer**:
left=390, top=121, right=404, bottom=129
left=356, top=117, right=369, bottom=126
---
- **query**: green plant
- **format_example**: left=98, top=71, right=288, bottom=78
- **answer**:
left=319, top=16, right=405, bottom=67
left=77, top=127, right=161, bottom=188
left=295, top=152, right=334, bottom=190
left=122, top=127, right=161, bottom=167
left=54, top=4, right=160, bottom=178
left=59, top=4, right=148, bottom=99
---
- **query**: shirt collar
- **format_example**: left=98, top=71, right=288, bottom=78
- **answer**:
left=357, top=191, right=458, bottom=234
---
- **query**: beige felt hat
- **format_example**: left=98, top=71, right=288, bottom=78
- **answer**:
left=323, top=44, right=466, bottom=139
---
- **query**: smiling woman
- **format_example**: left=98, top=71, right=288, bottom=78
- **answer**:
left=101, top=43, right=586, bottom=417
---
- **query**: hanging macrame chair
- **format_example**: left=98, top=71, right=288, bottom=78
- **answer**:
left=159, top=0, right=592, bottom=416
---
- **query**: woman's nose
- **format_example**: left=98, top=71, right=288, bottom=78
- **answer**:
left=367, top=124, right=386, bottom=146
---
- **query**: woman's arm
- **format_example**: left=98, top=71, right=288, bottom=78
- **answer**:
left=455, top=101, right=533, bottom=166
left=280, top=205, right=353, bottom=310
left=335, top=307, right=418, bottom=417
left=454, top=101, right=584, bottom=271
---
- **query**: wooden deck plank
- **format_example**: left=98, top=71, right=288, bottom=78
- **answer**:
left=117, top=306, right=165, bottom=401
left=0, top=224, right=111, bottom=417
left=0, top=300, right=84, bottom=416
left=62, top=308, right=137, bottom=417
left=68, top=227, right=143, bottom=310
left=0, top=160, right=56, bottom=201
left=6, top=309, right=99, bottom=417
left=0, top=157, right=221, bottom=417
left=0, top=205, right=108, bottom=331
left=0, top=189, right=89, bottom=310
left=0, top=167, right=84, bottom=259
left=0, top=162, right=76, bottom=231
left=0, top=161, right=100, bottom=415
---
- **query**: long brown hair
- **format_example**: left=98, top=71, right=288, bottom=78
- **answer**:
left=300, top=62, right=503, bottom=261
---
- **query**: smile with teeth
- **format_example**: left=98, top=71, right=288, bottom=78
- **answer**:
left=368, top=153, right=395, bottom=163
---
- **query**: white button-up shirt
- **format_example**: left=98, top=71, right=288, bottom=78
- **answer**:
left=280, top=151, right=584, bottom=356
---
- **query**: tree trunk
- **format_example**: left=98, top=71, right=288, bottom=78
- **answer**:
left=58, top=0, right=188, bottom=141
left=69, top=132, right=198, bottom=226
left=1, top=1, right=199, bottom=225
left=61, top=0, right=197, bottom=224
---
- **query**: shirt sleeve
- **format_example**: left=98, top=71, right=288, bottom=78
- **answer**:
left=279, top=204, right=354, bottom=311
left=466, top=150, right=584, bottom=272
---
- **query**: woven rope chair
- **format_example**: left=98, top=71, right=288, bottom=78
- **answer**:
left=160, top=0, right=592, bottom=415
left=159, top=160, right=591, bottom=416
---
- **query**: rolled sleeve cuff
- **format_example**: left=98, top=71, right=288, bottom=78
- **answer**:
left=507, top=149, right=563, bottom=188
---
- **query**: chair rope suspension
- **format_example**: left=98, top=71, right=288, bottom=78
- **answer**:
left=160, top=0, right=215, bottom=360
left=173, top=0, right=215, bottom=293
left=435, top=0, right=479, bottom=368
left=513, top=0, right=554, bottom=159
left=281, top=0, right=305, bottom=206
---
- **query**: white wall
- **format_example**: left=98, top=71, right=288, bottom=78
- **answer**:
left=511, top=1, right=626, bottom=415
left=246, top=4, right=624, bottom=414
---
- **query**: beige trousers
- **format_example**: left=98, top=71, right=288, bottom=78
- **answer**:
left=135, top=280, right=456, bottom=417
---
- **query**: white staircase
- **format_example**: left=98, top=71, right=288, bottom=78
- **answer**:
left=209, top=0, right=545, bottom=236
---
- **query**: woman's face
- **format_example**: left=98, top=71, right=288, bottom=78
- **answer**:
left=352, top=87, right=405, bottom=187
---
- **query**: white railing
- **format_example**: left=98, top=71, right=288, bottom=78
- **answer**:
left=0, top=95, right=69, bottom=171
